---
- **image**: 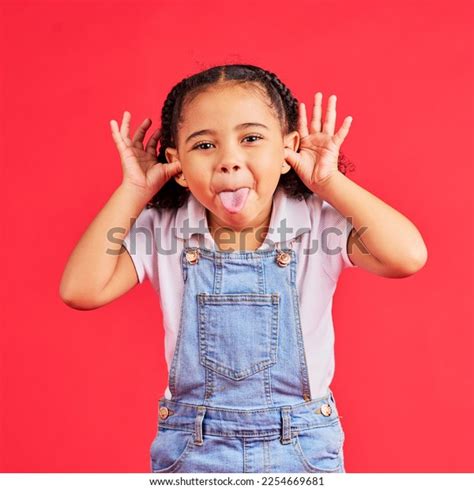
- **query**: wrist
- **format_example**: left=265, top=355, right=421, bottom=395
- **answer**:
left=312, top=171, right=347, bottom=200
left=118, top=181, right=153, bottom=205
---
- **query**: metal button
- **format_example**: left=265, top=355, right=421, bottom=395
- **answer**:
left=159, top=406, right=170, bottom=420
left=321, top=404, right=332, bottom=417
left=276, top=251, right=291, bottom=267
left=185, top=249, right=200, bottom=264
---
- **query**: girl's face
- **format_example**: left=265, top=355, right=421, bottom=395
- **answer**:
left=165, top=83, right=300, bottom=231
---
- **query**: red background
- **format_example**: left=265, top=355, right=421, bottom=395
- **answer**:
left=1, top=0, right=473, bottom=473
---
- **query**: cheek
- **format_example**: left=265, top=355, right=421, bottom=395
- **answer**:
left=253, top=158, right=283, bottom=180
left=253, top=167, right=282, bottom=195
left=184, top=162, right=211, bottom=181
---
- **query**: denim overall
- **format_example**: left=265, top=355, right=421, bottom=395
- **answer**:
left=150, top=233, right=346, bottom=473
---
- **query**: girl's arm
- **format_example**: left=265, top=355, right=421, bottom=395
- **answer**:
left=316, top=171, right=428, bottom=278
left=59, top=184, right=148, bottom=309
left=284, top=93, right=427, bottom=278
left=59, top=111, right=182, bottom=309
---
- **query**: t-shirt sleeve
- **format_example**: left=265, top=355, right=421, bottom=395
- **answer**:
left=319, top=200, right=358, bottom=282
left=121, top=207, right=158, bottom=287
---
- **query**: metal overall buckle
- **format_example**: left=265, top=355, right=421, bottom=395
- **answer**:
left=185, top=248, right=200, bottom=265
left=276, top=240, right=294, bottom=267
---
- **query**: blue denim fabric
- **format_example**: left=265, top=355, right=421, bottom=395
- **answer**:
left=150, top=237, right=346, bottom=473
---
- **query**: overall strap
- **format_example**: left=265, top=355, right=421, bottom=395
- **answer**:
left=183, top=233, right=202, bottom=249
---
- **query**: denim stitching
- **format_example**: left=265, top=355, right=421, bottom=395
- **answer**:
left=198, top=293, right=280, bottom=380
left=290, top=251, right=312, bottom=400
left=159, top=392, right=332, bottom=413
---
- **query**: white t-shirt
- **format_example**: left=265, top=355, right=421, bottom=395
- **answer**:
left=122, top=186, right=357, bottom=400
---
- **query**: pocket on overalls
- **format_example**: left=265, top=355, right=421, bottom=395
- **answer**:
left=150, top=427, right=196, bottom=473
left=292, top=418, right=345, bottom=473
left=198, top=293, right=280, bottom=381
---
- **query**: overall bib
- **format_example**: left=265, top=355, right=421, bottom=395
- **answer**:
left=150, top=234, right=346, bottom=473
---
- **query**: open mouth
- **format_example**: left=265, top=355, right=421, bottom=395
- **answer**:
left=218, top=187, right=250, bottom=213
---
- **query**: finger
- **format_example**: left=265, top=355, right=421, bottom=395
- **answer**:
left=310, top=92, right=323, bottom=133
left=284, top=147, right=307, bottom=175
left=162, top=160, right=182, bottom=180
left=298, top=103, right=309, bottom=138
left=120, top=111, right=133, bottom=145
left=110, top=119, right=128, bottom=153
left=322, top=94, right=337, bottom=135
left=132, top=118, right=152, bottom=147
left=145, top=128, right=161, bottom=156
left=333, top=116, right=353, bottom=147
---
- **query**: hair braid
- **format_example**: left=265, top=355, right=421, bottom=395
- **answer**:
left=147, top=79, right=192, bottom=209
left=258, top=67, right=355, bottom=195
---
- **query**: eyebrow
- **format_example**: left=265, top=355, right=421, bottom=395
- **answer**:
left=184, top=123, right=270, bottom=145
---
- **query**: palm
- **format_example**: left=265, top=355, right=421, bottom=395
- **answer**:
left=120, top=145, right=162, bottom=189
left=284, top=93, right=352, bottom=192
left=297, top=132, right=342, bottom=185
left=110, top=111, right=181, bottom=198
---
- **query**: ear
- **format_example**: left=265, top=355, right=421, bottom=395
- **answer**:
left=282, top=130, right=300, bottom=175
left=166, top=147, right=188, bottom=187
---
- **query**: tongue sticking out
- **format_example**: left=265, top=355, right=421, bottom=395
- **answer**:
left=218, top=187, right=250, bottom=213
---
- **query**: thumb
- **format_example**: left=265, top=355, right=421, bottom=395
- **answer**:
left=284, top=147, right=304, bottom=173
left=163, top=160, right=182, bottom=179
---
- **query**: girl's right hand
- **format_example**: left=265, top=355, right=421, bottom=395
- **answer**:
left=110, top=111, right=182, bottom=199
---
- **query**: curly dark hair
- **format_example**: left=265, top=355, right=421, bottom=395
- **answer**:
left=146, top=63, right=355, bottom=210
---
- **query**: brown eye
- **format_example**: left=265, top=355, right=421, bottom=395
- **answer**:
left=192, top=142, right=214, bottom=151
left=244, top=135, right=263, bottom=143
left=192, top=135, right=263, bottom=151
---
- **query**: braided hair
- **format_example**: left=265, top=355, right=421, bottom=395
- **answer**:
left=147, top=64, right=355, bottom=210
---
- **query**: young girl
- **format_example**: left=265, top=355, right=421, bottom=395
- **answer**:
left=60, top=64, right=427, bottom=473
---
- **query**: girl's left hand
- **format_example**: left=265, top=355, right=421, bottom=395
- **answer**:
left=284, top=93, right=352, bottom=193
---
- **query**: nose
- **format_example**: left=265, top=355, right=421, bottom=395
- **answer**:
left=215, top=142, right=245, bottom=174
left=217, top=161, right=242, bottom=174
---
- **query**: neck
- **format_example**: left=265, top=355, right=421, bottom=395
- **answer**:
left=206, top=203, right=273, bottom=252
